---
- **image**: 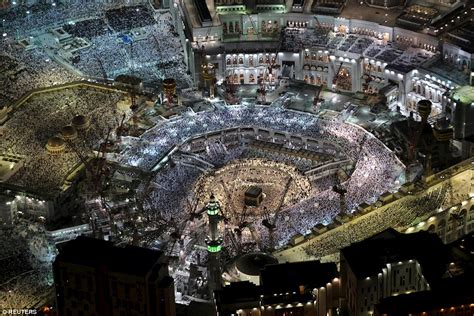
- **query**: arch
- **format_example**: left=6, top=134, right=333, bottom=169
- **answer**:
left=438, top=219, right=446, bottom=228
left=448, top=215, right=455, bottom=223
left=437, top=218, right=446, bottom=238
left=460, top=209, right=467, bottom=224
left=428, top=224, right=436, bottom=233
left=235, top=22, right=240, bottom=33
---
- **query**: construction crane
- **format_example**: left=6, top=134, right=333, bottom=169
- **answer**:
left=246, top=13, right=258, bottom=38
left=330, top=61, right=344, bottom=89
left=199, top=11, right=219, bottom=51
left=362, top=61, right=373, bottom=94
left=220, top=180, right=237, bottom=222
left=312, top=87, right=324, bottom=111
left=135, top=189, right=170, bottom=225
left=261, top=177, right=292, bottom=250
left=167, top=197, right=203, bottom=257
left=332, top=171, right=347, bottom=213
left=267, top=30, right=284, bottom=79
left=224, top=70, right=238, bottom=104
left=115, top=113, right=127, bottom=143
left=258, top=31, right=284, bottom=103
left=68, top=127, right=112, bottom=194
left=66, top=128, right=114, bottom=236
left=235, top=206, right=249, bottom=235
left=197, top=15, right=219, bottom=99
left=313, top=15, right=323, bottom=29
left=94, top=129, right=113, bottom=191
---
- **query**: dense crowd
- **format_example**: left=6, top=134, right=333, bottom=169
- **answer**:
left=0, top=4, right=191, bottom=109
left=105, top=5, right=156, bottom=32
left=300, top=182, right=451, bottom=259
left=281, top=27, right=330, bottom=51
left=0, top=230, right=32, bottom=285
left=0, top=0, right=448, bottom=302
left=0, top=224, right=54, bottom=309
left=70, top=12, right=191, bottom=89
left=0, top=2, right=133, bottom=37
left=187, top=141, right=328, bottom=171
left=194, top=157, right=312, bottom=216
left=62, top=18, right=111, bottom=39
left=125, top=104, right=405, bottom=252
left=0, top=88, right=123, bottom=194
left=0, top=39, right=79, bottom=108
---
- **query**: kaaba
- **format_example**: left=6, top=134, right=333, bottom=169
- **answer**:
left=244, top=186, right=263, bottom=207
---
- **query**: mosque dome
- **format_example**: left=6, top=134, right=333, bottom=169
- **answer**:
left=46, top=137, right=65, bottom=154
left=72, top=115, right=89, bottom=130
left=61, top=125, right=77, bottom=140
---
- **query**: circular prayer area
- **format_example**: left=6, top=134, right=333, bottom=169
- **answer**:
left=135, top=105, right=405, bottom=252
left=195, top=159, right=312, bottom=220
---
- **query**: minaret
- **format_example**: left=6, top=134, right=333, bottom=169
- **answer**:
left=205, top=194, right=223, bottom=296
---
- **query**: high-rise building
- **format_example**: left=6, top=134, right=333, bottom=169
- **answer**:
left=53, top=236, right=176, bottom=316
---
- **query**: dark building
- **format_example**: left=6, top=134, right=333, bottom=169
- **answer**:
left=375, top=274, right=474, bottom=316
left=340, top=229, right=450, bottom=316
left=214, top=281, right=262, bottom=316
left=375, top=232, right=474, bottom=315
left=53, top=236, right=175, bottom=316
left=215, top=260, right=341, bottom=316
left=443, top=86, right=474, bottom=158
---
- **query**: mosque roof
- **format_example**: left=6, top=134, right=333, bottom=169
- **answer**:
left=72, top=115, right=88, bottom=126
left=47, top=136, right=65, bottom=147
left=61, top=125, right=77, bottom=137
